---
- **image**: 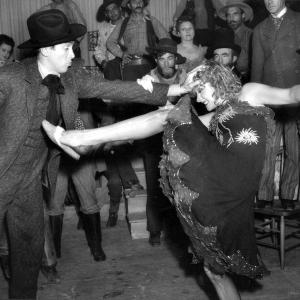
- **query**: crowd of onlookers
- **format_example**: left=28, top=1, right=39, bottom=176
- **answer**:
left=0, top=0, right=299, bottom=296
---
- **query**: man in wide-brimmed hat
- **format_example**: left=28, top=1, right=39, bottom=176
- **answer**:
left=140, top=38, right=186, bottom=247
left=94, top=0, right=123, bottom=79
left=107, top=0, right=169, bottom=81
left=0, top=8, right=181, bottom=299
left=217, top=0, right=253, bottom=80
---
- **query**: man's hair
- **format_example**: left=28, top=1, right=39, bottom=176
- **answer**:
left=0, top=34, right=15, bottom=50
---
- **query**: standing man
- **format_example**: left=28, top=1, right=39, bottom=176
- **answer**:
left=0, top=9, right=172, bottom=299
left=94, top=0, right=123, bottom=80
left=251, top=0, right=300, bottom=209
left=107, top=0, right=169, bottom=81
left=217, top=0, right=253, bottom=82
left=144, top=38, right=186, bottom=245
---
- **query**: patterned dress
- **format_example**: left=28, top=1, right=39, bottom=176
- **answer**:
left=160, top=96, right=274, bottom=278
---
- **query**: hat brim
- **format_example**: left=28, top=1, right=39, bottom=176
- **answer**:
left=218, top=3, right=253, bottom=22
left=18, top=23, right=87, bottom=49
left=209, top=43, right=241, bottom=56
left=146, top=46, right=186, bottom=65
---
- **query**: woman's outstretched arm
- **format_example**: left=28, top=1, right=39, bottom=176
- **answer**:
left=42, top=106, right=173, bottom=159
left=239, top=83, right=300, bottom=106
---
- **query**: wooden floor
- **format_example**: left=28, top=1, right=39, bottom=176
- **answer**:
left=1, top=206, right=300, bottom=300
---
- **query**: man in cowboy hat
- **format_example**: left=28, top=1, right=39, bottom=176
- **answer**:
left=107, top=0, right=169, bottom=81
left=142, top=38, right=187, bottom=246
left=147, top=38, right=186, bottom=85
left=0, top=8, right=180, bottom=299
left=217, top=0, right=253, bottom=81
left=210, top=28, right=242, bottom=81
left=251, top=0, right=300, bottom=210
left=94, top=0, right=123, bottom=79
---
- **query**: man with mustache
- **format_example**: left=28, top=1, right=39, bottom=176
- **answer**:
left=107, top=0, right=169, bottom=81
left=217, top=0, right=253, bottom=82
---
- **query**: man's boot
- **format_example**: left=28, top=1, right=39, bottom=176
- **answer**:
left=82, top=212, right=106, bottom=261
left=0, top=255, right=10, bottom=280
left=49, top=215, right=64, bottom=258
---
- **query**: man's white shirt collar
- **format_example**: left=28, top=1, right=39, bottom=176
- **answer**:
left=272, top=6, right=287, bottom=18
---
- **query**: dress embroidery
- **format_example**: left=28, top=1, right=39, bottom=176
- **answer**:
left=235, top=128, right=259, bottom=145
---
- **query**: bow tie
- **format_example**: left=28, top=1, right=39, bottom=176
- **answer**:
left=42, top=74, right=65, bottom=125
left=42, top=74, right=65, bottom=95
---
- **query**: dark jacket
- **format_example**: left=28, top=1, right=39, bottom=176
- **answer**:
left=251, top=9, right=300, bottom=87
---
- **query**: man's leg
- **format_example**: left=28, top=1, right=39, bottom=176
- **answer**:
left=257, top=121, right=282, bottom=206
left=46, top=165, right=69, bottom=258
left=280, top=121, right=300, bottom=209
left=0, top=218, right=10, bottom=280
left=104, top=153, right=123, bottom=227
left=7, top=181, right=44, bottom=299
left=71, top=157, right=106, bottom=261
left=41, top=210, right=60, bottom=284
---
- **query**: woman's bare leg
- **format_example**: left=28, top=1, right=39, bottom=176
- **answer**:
left=204, top=266, right=241, bottom=300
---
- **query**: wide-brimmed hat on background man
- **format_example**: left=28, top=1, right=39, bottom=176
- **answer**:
left=18, top=9, right=87, bottom=49
left=217, top=0, right=253, bottom=22
left=208, top=29, right=241, bottom=57
left=146, top=38, right=186, bottom=65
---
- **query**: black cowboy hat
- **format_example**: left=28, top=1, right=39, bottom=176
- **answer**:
left=146, top=38, right=186, bottom=65
left=209, top=29, right=241, bottom=56
left=97, top=0, right=122, bottom=22
left=194, top=29, right=214, bottom=47
left=18, top=9, right=87, bottom=49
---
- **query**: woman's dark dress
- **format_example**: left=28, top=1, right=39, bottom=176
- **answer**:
left=160, top=96, right=274, bottom=278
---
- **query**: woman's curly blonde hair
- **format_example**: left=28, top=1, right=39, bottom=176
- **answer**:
left=192, top=60, right=242, bottom=104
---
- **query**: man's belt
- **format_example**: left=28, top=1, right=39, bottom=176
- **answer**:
left=126, top=55, right=152, bottom=66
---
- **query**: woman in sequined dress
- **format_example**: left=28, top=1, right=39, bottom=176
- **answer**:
left=42, top=61, right=300, bottom=299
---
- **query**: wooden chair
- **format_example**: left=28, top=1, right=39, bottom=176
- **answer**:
left=254, top=204, right=300, bottom=269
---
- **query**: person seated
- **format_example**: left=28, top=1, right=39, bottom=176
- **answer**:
left=0, top=34, right=15, bottom=67
left=42, top=62, right=300, bottom=300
